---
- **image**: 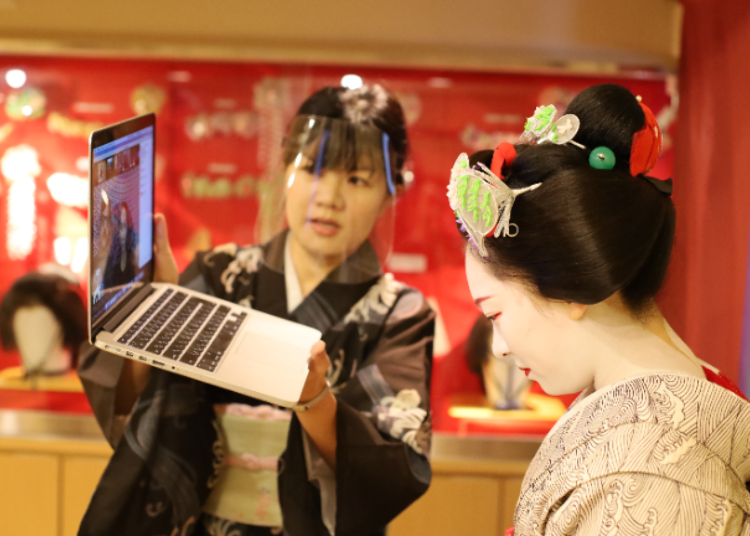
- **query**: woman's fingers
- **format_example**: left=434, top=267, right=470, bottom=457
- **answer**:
left=154, top=213, right=173, bottom=253
left=311, top=340, right=326, bottom=357
left=153, top=213, right=179, bottom=284
left=299, top=341, right=330, bottom=402
left=308, top=341, right=330, bottom=374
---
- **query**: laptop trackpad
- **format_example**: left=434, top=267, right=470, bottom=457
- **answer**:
left=236, top=331, right=309, bottom=372
left=215, top=329, right=308, bottom=402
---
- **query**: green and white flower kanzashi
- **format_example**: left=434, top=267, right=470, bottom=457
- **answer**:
left=520, top=104, right=583, bottom=148
left=447, top=153, right=540, bottom=257
left=445, top=103, right=585, bottom=257
left=524, top=104, right=556, bottom=136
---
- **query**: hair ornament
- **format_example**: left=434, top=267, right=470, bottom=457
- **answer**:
left=448, top=153, right=540, bottom=257
left=589, top=146, right=616, bottom=170
left=645, top=176, right=673, bottom=196
left=630, top=100, right=662, bottom=176
left=490, top=142, right=517, bottom=179
left=340, top=83, right=389, bottom=124
left=520, top=104, right=585, bottom=149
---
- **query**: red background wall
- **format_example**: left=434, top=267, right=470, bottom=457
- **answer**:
left=664, top=0, right=750, bottom=387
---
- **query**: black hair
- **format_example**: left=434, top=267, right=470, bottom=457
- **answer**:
left=0, top=273, right=87, bottom=366
left=118, top=200, right=132, bottom=227
left=282, top=85, right=409, bottom=188
left=466, top=314, right=493, bottom=379
left=465, top=84, right=675, bottom=314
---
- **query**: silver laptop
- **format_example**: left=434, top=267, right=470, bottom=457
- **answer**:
left=88, top=114, right=321, bottom=407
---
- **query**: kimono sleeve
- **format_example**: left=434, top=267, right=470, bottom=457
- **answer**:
left=543, top=473, right=748, bottom=536
left=77, top=341, right=128, bottom=447
left=279, top=288, right=435, bottom=536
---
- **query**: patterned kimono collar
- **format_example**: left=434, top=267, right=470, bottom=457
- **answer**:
left=253, top=231, right=383, bottom=334
left=283, top=235, right=304, bottom=313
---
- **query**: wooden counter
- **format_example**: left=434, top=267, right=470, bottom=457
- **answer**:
left=0, top=410, right=112, bottom=536
left=0, top=410, right=540, bottom=536
left=388, top=434, right=540, bottom=536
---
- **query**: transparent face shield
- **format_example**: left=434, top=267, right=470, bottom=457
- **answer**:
left=257, top=115, right=398, bottom=282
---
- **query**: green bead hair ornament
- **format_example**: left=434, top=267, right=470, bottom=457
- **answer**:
left=589, top=146, right=616, bottom=170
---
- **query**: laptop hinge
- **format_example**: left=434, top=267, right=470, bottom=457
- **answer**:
left=95, top=283, right=156, bottom=338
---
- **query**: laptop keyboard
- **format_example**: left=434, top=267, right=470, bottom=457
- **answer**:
left=149, top=297, right=208, bottom=355
left=117, top=289, right=246, bottom=372
left=117, top=288, right=176, bottom=344
left=195, top=309, right=245, bottom=372
left=128, top=291, right=187, bottom=350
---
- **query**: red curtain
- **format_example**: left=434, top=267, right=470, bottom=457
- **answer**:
left=662, top=0, right=750, bottom=382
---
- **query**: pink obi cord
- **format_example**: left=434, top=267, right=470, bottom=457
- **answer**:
left=226, top=453, right=279, bottom=471
left=214, top=403, right=292, bottom=421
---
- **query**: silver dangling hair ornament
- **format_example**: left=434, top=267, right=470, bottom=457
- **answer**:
left=447, top=153, right=540, bottom=258
left=520, top=104, right=585, bottom=149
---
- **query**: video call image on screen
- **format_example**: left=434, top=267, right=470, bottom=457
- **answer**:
left=91, top=126, right=154, bottom=324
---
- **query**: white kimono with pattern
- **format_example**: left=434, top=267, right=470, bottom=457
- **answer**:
left=515, top=373, right=750, bottom=535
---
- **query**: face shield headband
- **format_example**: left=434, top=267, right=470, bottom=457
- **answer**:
left=304, top=119, right=396, bottom=196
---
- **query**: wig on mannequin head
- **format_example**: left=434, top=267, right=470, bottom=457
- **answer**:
left=0, top=272, right=87, bottom=368
left=462, top=84, right=675, bottom=315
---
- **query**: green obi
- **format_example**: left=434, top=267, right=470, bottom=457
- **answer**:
left=203, top=405, right=291, bottom=527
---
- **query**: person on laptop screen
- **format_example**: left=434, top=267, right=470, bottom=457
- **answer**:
left=90, top=161, right=140, bottom=304
left=79, top=85, right=435, bottom=536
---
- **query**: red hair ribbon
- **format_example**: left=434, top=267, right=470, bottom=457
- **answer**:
left=630, top=101, right=662, bottom=176
left=491, top=142, right=517, bottom=180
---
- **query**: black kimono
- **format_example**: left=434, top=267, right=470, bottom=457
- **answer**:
left=78, top=233, right=435, bottom=536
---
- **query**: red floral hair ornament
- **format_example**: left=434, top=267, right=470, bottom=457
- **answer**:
left=490, top=142, right=517, bottom=180
left=629, top=99, right=662, bottom=177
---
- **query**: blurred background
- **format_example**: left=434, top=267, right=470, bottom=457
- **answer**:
left=0, top=1, right=747, bottom=535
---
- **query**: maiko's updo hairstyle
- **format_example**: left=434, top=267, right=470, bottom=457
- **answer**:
left=282, top=85, right=409, bottom=188
left=468, top=84, right=675, bottom=314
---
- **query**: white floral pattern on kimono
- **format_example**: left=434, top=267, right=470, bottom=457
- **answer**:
left=344, top=273, right=402, bottom=326
left=376, top=389, right=429, bottom=455
left=210, top=244, right=264, bottom=294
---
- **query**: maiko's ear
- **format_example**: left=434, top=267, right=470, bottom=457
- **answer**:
left=567, top=302, right=588, bottom=320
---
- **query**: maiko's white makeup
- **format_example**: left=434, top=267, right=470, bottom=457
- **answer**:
left=464, top=249, right=596, bottom=395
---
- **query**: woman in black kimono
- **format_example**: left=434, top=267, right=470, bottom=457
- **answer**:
left=78, top=85, right=435, bottom=536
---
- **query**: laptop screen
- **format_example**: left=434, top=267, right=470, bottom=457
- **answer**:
left=89, top=116, right=155, bottom=326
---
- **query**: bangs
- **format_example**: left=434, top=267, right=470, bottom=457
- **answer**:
left=283, top=116, right=387, bottom=177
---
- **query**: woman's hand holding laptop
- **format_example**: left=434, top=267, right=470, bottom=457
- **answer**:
left=153, top=213, right=179, bottom=285
left=295, top=339, right=338, bottom=469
